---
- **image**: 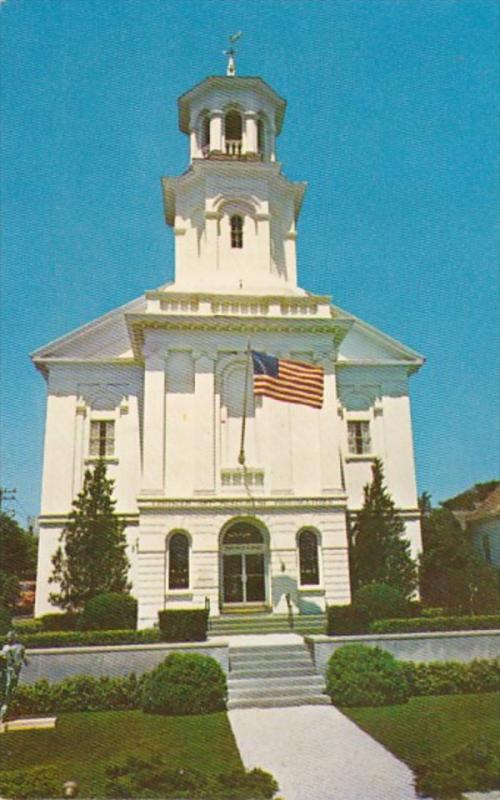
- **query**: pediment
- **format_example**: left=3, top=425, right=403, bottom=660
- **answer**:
left=333, top=304, right=424, bottom=368
left=31, top=295, right=146, bottom=367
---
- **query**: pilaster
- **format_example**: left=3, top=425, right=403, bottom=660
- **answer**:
left=141, top=350, right=166, bottom=495
left=193, top=352, right=216, bottom=494
left=317, top=351, right=343, bottom=493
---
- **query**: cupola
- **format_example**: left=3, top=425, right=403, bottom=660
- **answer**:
left=178, top=77, right=286, bottom=163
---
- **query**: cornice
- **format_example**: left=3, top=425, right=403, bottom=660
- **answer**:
left=38, top=513, right=140, bottom=527
left=145, top=290, right=332, bottom=305
left=126, top=313, right=352, bottom=361
left=137, top=494, right=348, bottom=512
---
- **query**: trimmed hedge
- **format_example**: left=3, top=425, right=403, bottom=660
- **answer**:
left=13, top=618, right=43, bottom=634
left=158, top=608, right=208, bottom=642
left=81, top=593, right=137, bottom=631
left=141, top=652, right=227, bottom=715
left=9, top=674, right=142, bottom=717
left=326, top=605, right=369, bottom=636
left=105, top=756, right=278, bottom=799
left=15, top=628, right=161, bottom=649
left=405, top=658, right=500, bottom=697
left=39, top=612, right=82, bottom=631
left=326, top=644, right=411, bottom=707
left=370, top=614, right=500, bottom=634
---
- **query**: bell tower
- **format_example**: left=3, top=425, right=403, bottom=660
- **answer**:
left=162, top=72, right=307, bottom=295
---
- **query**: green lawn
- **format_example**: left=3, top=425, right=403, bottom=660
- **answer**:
left=344, top=692, right=500, bottom=771
left=0, top=711, right=242, bottom=797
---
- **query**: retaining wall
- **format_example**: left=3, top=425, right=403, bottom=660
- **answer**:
left=306, top=630, right=500, bottom=675
left=21, top=640, right=229, bottom=685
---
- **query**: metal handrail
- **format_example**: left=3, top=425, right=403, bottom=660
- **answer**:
left=285, top=592, right=294, bottom=630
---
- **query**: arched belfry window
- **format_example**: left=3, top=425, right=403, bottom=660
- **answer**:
left=225, top=110, right=242, bottom=155
left=298, top=530, right=320, bottom=586
left=201, top=114, right=210, bottom=152
left=230, top=214, right=243, bottom=248
left=168, top=532, right=189, bottom=590
left=257, top=118, right=265, bottom=158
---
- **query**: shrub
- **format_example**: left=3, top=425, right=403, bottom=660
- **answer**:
left=140, top=652, right=227, bottom=715
left=13, top=618, right=43, bottom=634
left=0, top=766, right=61, bottom=799
left=326, top=644, right=411, bottom=706
left=16, top=627, right=161, bottom=649
left=158, top=608, right=208, bottom=642
left=9, top=673, right=142, bottom=717
left=370, top=614, right=500, bottom=634
left=326, top=604, right=369, bottom=635
left=104, top=755, right=278, bottom=799
left=414, top=740, right=500, bottom=799
left=353, top=582, right=410, bottom=622
left=39, top=612, right=82, bottom=631
left=81, top=593, right=137, bottom=631
left=0, top=605, right=12, bottom=635
left=405, top=658, right=500, bottom=697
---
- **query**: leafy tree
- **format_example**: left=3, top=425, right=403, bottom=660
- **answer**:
left=50, top=461, right=131, bottom=611
left=419, top=492, right=499, bottom=614
left=349, top=459, right=417, bottom=598
left=0, top=512, right=37, bottom=611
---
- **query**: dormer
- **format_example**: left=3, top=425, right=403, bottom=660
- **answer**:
left=178, top=76, right=286, bottom=163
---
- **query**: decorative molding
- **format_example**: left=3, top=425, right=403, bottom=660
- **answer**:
left=77, top=383, right=130, bottom=412
left=137, top=494, right=348, bottom=513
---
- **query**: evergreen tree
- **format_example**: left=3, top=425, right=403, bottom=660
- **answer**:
left=50, top=461, right=130, bottom=611
left=350, top=459, right=417, bottom=597
left=419, top=492, right=499, bottom=613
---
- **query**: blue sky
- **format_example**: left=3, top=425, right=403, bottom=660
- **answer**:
left=1, top=0, right=498, bottom=525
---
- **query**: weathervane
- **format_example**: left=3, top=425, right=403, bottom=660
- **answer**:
left=223, top=31, right=242, bottom=77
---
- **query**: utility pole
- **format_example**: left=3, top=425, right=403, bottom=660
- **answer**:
left=0, top=487, right=16, bottom=517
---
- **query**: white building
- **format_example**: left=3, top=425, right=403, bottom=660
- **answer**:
left=32, top=68, right=424, bottom=629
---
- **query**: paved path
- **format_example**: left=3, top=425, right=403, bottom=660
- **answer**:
left=229, top=705, right=418, bottom=800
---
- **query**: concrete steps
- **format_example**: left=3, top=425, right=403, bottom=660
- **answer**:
left=209, top=613, right=326, bottom=637
left=227, top=642, right=330, bottom=710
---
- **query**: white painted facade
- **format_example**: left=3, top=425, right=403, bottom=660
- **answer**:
left=32, top=74, right=424, bottom=628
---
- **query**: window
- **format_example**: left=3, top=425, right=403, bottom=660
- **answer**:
left=298, top=530, right=320, bottom=586
left=482, top=534, right=492, bottom=564
left=201, top=114, right=210, bottom=152
left=168, top=533, right=189, bottom=590
left=257, top=118, right=265, bottom=157
left=225, top=110, right=242, bottom=155
left=347, top=421, right=371, bottom=455
left=230, top=215, right=243, bottom=248
left=89, top=420, right=115, bottom=457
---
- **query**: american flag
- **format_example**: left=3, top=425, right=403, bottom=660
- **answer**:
left=251, top=351, right=324, bottom=409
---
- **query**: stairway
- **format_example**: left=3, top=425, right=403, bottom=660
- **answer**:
left=209, top=612, right=326, bottom=637
left=227, top=642, right=330, bottom=709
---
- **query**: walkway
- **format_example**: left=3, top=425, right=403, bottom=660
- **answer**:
left=229, top=705, right=418, bottom=800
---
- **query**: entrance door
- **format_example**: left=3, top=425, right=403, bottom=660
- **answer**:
left=222, top=552, right=266, bottom=604
left=221, top=522, right=267, bottom=607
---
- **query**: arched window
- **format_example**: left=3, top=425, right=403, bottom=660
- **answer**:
left=230, top=215, right=243, bottom=248
left=168, top=533, right=189, bottom=590
left=225, top=110, right=242, bottom=155
left=257, top=118, right=265, bottom=157
left=298, top=530, right=320, bottom=586
left=200, top=114, right=211, bottom=153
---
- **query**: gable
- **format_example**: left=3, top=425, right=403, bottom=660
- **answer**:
left=31, top=295, right=146, bottom=367
left=333, top=304, right=424, bottom=369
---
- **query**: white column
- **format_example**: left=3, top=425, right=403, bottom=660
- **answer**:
left=189, top=129, right=198, bottom=160
left=210, top=110, right=223, bottom=152
left=204, top=210, right=220, bottom=271
left=72, top=402, right=87, bottom=498
left=141, top=350, right=166, bottom=496
left=318, top=353, right=343, bottom=494
left=193, top=352, right=216, bottom=494
left=244, top=111, right=258, bottom=154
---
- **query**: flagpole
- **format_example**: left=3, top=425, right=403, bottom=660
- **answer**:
left=238, top=342, right=251, bottom=466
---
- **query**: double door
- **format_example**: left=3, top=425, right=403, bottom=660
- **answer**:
left=223, top=552, right=266, bottom=604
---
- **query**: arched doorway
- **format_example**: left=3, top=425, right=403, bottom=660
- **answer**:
left=221, top=521, right=268, bottom=607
